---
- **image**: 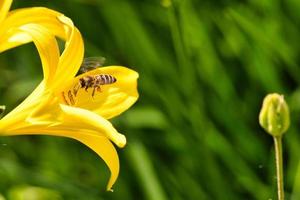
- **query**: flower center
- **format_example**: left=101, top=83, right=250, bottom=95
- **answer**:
left=59, top=72, right=117, bottom=106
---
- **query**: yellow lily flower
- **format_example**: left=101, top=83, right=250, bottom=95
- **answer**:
left=0, top=0, right=139, bottom=191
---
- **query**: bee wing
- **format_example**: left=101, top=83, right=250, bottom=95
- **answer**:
left=78, top=57, right=106, bottom=74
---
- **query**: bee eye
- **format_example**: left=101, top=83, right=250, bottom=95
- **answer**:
left=79, top=78, right=85, bottom=87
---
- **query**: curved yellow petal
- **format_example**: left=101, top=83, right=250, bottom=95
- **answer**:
left=52, top=15, right=84, bottom=88
left=46, top=130, right=119, bottom=191
left=5, top=11, right=83, bottom=84
left=0, top=98, right=121, bottom=190
left=0, top=7, right=65, bottom=52
left=0, top=8, right=83, bottom=67
left=18, top=24, right=59, bottom=84
left=20, top=130, right=119, bottom=191
left=4, top=99, right=126, bottom=148
left=72, top=133, right=119, bottom=191
left=55, top=131, right=119, bottom=191
left=59, top=105, right=126, bottom=147
left=2, top=81, right=45, bottom=120
left=0, top=117, right=119, bottom=191
left=0, top=8, right=84, bottom=89
left=0, top=0, right=12, bottom=24
left=1, top=7, right=66, bottom=38
left=0, top=31, right=32, bottom=53
left=0, top=89, right=55, bottom=132
left=59, top=66, right=139, bottom=119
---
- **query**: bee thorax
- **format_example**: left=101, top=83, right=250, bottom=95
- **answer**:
left=79, top=76, right=94, bottom=88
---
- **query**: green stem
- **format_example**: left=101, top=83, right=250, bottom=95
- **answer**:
left=274, top=136, right=284, bottom=200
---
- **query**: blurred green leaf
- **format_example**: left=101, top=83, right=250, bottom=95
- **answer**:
left=8, top=186, right=62, bottom=200
left=127, top=142, right=167, bottom=200
left=0, top=194, right=6, bottom=200
left=123, top=107, right=167, bottom=129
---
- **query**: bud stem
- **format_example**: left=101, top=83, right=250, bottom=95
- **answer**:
left=274, top=136, right=284, bottom=200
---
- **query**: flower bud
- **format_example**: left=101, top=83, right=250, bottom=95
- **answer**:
left=259, top=93, right=290, bottom=137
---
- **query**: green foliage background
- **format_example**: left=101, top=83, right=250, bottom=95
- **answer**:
left=1, top=0, right=300, bottom=199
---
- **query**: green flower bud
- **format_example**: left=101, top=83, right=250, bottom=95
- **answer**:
left=259, top=93, right=290, bottom=137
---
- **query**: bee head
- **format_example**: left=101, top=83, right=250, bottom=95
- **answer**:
left=79, top=78, right=86, bottom=87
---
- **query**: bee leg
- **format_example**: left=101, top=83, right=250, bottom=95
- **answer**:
left=73, top=84, right=80, bottom=97
left=97, top=86, right=102, bottom=92
left=92, top=87, right=96, bottom=98
left=62, top=92, right=69, bottom=105
left=68, top=90, right=75, bottom=105
left=85, top=86, right=89, bottom=92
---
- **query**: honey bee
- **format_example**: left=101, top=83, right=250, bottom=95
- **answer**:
left=62, top=57, right=117, bottom=105
left=74, top=74, right=117, bottom=97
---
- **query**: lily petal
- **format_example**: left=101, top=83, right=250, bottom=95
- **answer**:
left=45, top=130, right=119, bottom=191
left=0, top=31, right=32, bottom=53
left=31, top=103, right=122, bottom=190
left=0, top=7, right=67, bottom=48
left=0, top=95, right=122, bottom=190
left=0, top=8, right=83, bottom=86
left=4, top=10, right=84, bottom=85
left=53, top=15, right=84, bottom=88
left=52, top=131, right=120, bottom=191
left=71, top=133, right=119, bottom=191
left=0, top=0, right=12, bottom=24
left=18, top=24, right=60, bottom=84
left=1, top=22, right=60, bottom=118
left=59, top=105, right=126, bottom=148
left=1, top=82, right=45, bottom=123
left=4, top=8, right=66, bottom=38
left=18, top=129, right=119, bottom=191
left=0, top=8, right=83, bottom=63
left=59, top=66, right=139, bottom=119
left=0, top=113, right=119, bottom=191
left=0, top=7, right=64, bottom=52
left=12, top=96, right=126, bottom=148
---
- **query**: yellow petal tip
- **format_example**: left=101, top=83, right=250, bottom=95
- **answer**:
left=115, top=134, right=126, bottom=148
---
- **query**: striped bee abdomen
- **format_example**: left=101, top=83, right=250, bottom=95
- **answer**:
left=96, top=74, right=117, bottom=85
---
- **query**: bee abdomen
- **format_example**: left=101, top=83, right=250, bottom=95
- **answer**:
left=98, top=74, right=117, bottom=85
